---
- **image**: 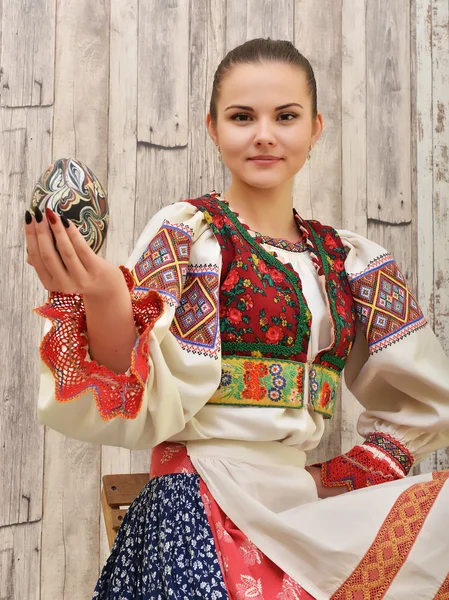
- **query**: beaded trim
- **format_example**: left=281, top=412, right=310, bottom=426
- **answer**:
left=253, top=233, right=309, bottom=253
left=364, top=431, right=414, bottom=475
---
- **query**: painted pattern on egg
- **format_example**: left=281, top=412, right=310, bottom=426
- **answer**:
left=30, top=158, right=109, bottom=254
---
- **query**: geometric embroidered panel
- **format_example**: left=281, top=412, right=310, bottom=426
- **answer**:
left=170, top=265, right=220, bottom=358
left=331, top=472, right=449, bottom=600
left=131, top=221, right=193, bottom=307
left=349, top=254, right=426, bottom=354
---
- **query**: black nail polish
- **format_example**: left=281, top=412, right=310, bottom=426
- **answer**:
left=34, top=207, right=43, bottom=223
left=25, top=210, right=32, bottom=225
left=61, top=215, right=70, bottom=229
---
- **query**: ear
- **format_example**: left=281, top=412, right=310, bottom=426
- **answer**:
left=206, top=113, right=219, bottom=147
left=311, top=112, right=324, bottom=148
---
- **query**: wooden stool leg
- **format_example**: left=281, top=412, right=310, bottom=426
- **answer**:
left=101, top=485, right=117, bottom=551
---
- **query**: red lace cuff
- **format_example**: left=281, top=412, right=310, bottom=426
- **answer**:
left=318, top=432, right=414, bottom=491
left=34, top=266, right=164, bottom=421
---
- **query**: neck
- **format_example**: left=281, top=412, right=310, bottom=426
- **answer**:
left=222, top=179, right=300, bottom=241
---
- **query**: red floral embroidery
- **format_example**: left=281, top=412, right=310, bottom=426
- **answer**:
left=320, top=381, right=332, bottom=408
left=296, top=369, right=304, bottom=394
left=265, top=326, right=283, bottom=344
left=222, top=269, right=240, bottom=291
left=213, top=214, right=225, bottom=229
left=258, top=260, right=269, bottom=275
left=242, top=362, right=269, bottom=401
left=242, top=293, right=253, bottom=309
left=336, top=303, right=347, bottom=317
left=228, top=308, right=243, bottom=324
left=269, top=267, right=284, bottom=284
left=324, top=233, right=338, bottom=249
left=334, top=258, right=345, bottom=272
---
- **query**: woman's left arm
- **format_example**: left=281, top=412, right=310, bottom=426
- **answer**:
left=316, top=231, right=449, bottom=495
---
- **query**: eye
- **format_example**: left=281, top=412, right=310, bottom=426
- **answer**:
left=230, top=113, right=252, bottom=122
left=230, top=112, right=299, bottom=123
left=278, top=113, right=298, bottom=121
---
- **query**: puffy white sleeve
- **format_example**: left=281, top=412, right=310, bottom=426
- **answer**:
left=317, top=230, right=449, bottom=490
left=35, top=201, right=222, bottom=449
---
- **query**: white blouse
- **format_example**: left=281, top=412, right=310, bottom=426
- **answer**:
left=35, top=198, right=449, bottom=599
left=37, top=198, right=449, bottom=458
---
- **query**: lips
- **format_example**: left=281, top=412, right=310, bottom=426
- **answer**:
left=249, top=156, right=282, bottom=162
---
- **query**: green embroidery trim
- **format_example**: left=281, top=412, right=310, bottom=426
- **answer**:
left=208, top=355, right=341, bottom=418
left=309, top=364, right=340, bottom=418
left=209, top=356, right=305, bottom=408
left=306, top=225, right=347, bottom=371
left=202, top=201, right=312, bottom=358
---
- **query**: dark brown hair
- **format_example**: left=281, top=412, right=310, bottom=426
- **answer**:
left=209, top=38, right=317, bottom=122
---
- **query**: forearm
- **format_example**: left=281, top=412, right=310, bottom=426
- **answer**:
left=84, top=270, right=137, bottom=373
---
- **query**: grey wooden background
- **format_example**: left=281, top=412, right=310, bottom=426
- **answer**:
left=0, top=0, right=448, bottom=598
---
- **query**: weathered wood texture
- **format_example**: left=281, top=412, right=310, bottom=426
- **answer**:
left=0, top=0, right=447, bottom=596
left=0, top=0, right=55, bottom=597
left=40, top=1, right=110, bottom=598
left=413, top=0, right=449, bottom=475
left=99, top=0, right=140, bottom=566
left=340, top=0, right=367, bottom=453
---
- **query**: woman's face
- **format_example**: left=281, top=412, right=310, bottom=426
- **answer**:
left=207, top=61, right=323, bottom=190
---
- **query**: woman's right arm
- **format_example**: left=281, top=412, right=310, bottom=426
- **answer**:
left=27, top=202, right=222, bottom=449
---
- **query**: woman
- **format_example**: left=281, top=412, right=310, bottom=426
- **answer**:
left=26, top=39, right=449, bottom=599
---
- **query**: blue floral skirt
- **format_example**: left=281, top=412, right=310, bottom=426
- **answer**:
left=92, top=472, right=229, bottom=599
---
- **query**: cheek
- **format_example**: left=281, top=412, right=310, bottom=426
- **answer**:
left=283, top=125, right=310, bottom=148
left=221, top=129, right=251, bottom=154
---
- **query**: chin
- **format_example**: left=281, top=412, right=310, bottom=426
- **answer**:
left=240, top=176, right=286, bottom=190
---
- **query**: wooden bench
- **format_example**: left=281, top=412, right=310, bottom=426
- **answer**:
left=101, top=473, right=149, bottom=550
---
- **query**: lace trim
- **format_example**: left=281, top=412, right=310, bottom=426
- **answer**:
left=318, top=431, right=414, bottom=491
left=34, top=266, right=164, bottom=421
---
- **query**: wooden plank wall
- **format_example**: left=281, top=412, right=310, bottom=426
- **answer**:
left=0, top=0, right=447, bottom=597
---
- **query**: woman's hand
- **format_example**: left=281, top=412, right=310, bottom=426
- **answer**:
left=25, top=207, right=123, bottom=299
left=26, top=206, right=138, bottom=372
left=305, top=465, right=349, bottom=499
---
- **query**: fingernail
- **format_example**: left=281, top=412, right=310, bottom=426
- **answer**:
left=25, top=211, right=32, bottom=225
left=61, top=215, right=70, bottom=229
left=34, top=207, right=43, bottom=223
left=45, top=207, right=57, bottom=225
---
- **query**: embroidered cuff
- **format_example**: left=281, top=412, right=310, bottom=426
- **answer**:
left=318, top=432, right=414, bottom=491
left=34, top=266, right=164, bottom=421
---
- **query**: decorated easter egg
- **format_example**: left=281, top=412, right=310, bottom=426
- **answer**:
left=30, top=158, right=109, bottom=254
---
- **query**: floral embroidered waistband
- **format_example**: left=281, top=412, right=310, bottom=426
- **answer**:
left=207, top=355, right=341, bottom=418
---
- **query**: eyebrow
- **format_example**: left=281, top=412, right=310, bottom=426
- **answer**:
left=224, top=102, right=304, bottom=112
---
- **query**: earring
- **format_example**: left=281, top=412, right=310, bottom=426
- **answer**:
left=217, top=146, right=222, bottom=162
left=307, top=146, right=312, bottom=161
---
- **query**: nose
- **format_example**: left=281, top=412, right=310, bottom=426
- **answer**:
left=253, top=118, right=276, bottom=146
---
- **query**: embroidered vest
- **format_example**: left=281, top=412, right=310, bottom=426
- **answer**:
left=187, top=193, right=356, bottom=418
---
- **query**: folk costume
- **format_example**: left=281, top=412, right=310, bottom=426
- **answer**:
left=36, top=192, right=449, bottom=599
